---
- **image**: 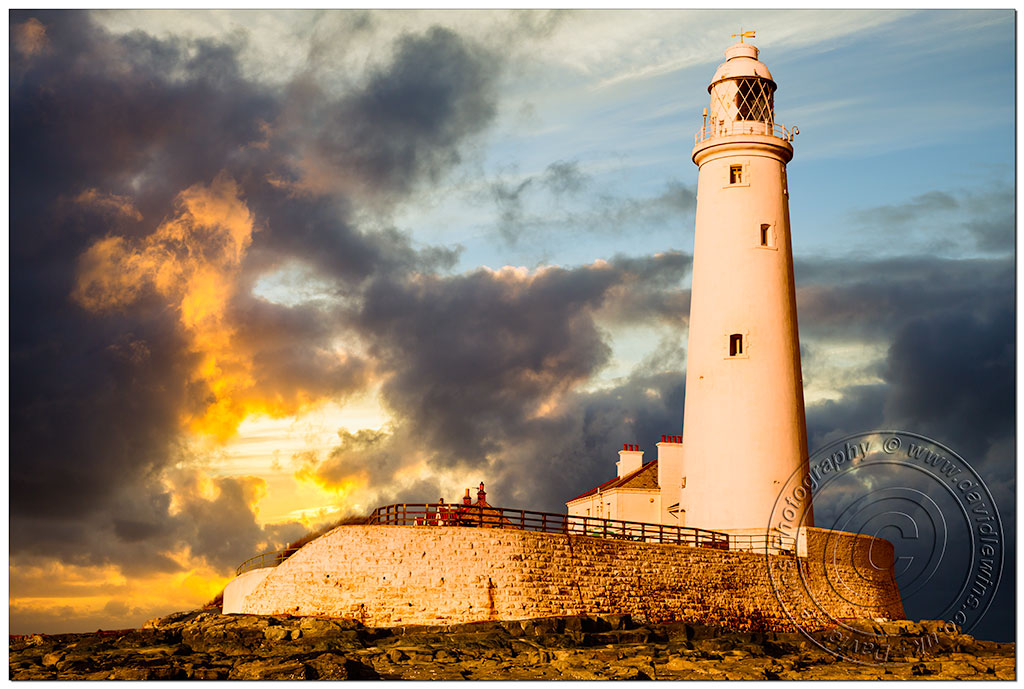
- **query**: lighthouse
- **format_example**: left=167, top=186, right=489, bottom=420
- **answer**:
left=677, top=35, right=814, bottom=532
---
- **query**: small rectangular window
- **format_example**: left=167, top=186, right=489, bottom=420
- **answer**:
left=730, top=165, right=743, bottom=184
left=729, top=333, right=743, bottom=357
left=760, top=223, right=772, bottom=247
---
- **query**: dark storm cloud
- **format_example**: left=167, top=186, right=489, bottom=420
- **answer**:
left=10, top=8, right=503, bottom=581
left=279, top=26, right=499, bottom=201
left=801, top=254, right=1013, bottom=471
left=230, top=296, right=371, bottom=405
left=299, top=252, right=690, bottom=502
left=883, top=301, right=1013, bottom=459
left=796, top=256, right=1013, bottom=339
left=360, top=262, right=626, bottom=464
left=799, top=253, right=1014, bottom=641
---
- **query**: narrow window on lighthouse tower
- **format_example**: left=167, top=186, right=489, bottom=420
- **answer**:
left=729, top=333, right=744, bottom=357
left=760, top=223, right=774, bottom=247
left=729, top=165, right=743, bottom=184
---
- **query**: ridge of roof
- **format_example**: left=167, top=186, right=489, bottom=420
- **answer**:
left=566, top=458, right=660, bottom=503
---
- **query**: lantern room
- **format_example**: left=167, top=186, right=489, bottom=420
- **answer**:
left=698, top=40, right=795, bottom=143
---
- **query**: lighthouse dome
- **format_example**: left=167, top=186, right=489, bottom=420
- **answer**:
left=708, top=42, right=776, bottom=92
left=698, top=39, right=786, bottom=139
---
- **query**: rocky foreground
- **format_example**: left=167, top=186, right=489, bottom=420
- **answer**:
left=10, top=610, right=1015, bottom=680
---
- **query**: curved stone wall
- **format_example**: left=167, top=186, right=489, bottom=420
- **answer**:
left=222, top=568, right=273, bottom=615
left=225, top=525, right=903, bottom=631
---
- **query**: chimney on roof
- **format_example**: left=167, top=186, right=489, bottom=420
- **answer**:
left=463, top=488, right=473, bottom=506
left=476, top=482, right=487, bottom=505
left=617, top=443, right=643, bottom=478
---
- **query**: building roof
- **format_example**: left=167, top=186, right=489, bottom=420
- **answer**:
left=566, top=459, right=659, bottom=503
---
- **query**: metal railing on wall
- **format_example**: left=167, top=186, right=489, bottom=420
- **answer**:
left=727, top=533, right=798, bottom=555
left=233, top=505, right=798, bottom=575
left=235, top=547, right=299, bottom=576
left=368, top=503, right=731, bottom=549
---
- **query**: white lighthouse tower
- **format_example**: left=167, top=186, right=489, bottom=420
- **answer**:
left=677, top=34, right=814, bottom=532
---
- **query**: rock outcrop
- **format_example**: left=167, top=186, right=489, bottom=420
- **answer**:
left=9, top=611, right=1014, bottom=680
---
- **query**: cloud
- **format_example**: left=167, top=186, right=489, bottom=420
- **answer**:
left=298, top=252, right=691, bottom=508
left=801, top=255, right=1013, bottom=459
left=9, top=8, right=506, bottom=616
left=73, top=174, right=370, bottom=440
left=485, top=161, right=695, bottom=245
left=491, top=177, right=534, bottom=244
left=276, top=26, right=500, bottom=201
left=796, top=256, right=1013, bottom=340
left=543, top=160, right=590, bottom=195
left=794, top=252, right=1013, bottom=642
left=849, top=187, right=1013, bottom=255
left=853, top=190, right=958, bottom=226
left=12, top=17, right=49, bottom=58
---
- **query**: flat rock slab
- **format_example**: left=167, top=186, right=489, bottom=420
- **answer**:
left=9, top=611, right=1015, bottom=680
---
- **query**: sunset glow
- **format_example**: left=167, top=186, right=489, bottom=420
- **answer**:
left=9, top=9, right=1014, bottom=639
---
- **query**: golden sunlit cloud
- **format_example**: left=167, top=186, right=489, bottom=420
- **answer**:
left=74, top=188, right=144, bottom=220
left=293, top=448, right=370, bottom=500
left=164, top=467, right=268, bottom=520
left=13, top=18, right=49, bottom=58
left=73, top=173, right=336, bottom=441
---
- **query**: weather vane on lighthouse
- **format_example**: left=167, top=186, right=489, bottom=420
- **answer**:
left=731, top=27, right=756, bottom=43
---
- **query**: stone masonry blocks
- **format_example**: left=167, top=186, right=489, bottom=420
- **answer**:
left=230, top=525, right=903, bottom=630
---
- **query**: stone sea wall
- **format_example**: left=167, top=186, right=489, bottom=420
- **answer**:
left=228, top=525, right=904, bottom=630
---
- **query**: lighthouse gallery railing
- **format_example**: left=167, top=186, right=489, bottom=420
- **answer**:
left=235, top=504, right=796, bottom=576
left=694, top=120, right=796, bottom=145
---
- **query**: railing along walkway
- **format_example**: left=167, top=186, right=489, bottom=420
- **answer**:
left=235, top=504, right=796, bottom=576
left=236, top=547, right=299, bottom=576
left=373, top=503, right=729, bottom=549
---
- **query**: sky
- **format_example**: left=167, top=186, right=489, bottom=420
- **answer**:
left=8, top=9, right=1015, bottom=640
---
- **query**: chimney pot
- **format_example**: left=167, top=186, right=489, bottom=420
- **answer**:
left=623, top=443, right=628, bottom=451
